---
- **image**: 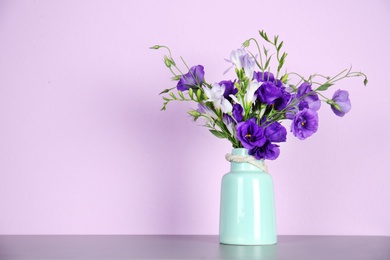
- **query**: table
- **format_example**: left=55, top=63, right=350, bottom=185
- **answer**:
left=0, top=235, right=389, bottom=259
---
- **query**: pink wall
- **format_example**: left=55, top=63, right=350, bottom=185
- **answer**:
left=0, top=0, right=389, bottom=235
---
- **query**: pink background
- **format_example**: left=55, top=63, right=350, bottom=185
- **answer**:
left=0, top=0, right=389, bottom=235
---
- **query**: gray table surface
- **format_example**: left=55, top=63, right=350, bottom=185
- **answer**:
left=0, top=235, right=389, bottom=260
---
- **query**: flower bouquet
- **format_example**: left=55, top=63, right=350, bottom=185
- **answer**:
left=151, top=30, right=367, bottom=161
left=151, top=30, right=367, bottom=245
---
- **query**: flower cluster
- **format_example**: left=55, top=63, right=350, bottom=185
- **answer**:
left=151, top=30, right=367, bottom=161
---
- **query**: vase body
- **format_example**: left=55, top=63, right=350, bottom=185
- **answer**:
left=219, top=148, right=277, bottom=245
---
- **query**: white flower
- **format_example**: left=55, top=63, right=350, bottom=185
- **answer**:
left=222, top=114, right=235, bottom=136
left=229, top=49, right=256, bottom=79
left=203, top=83, right=225, bottom=101
left=241, top=54, right=255, bottom=79
left=203, top=83, right=233, bottom=114
left=220, top=98, right=233, bottom=114
left=230, top=49, right=246, bottom=69
left=197, top=103, right=217, bottom=119
left=245, top=80, right=260, bottom=105
left=229, top=94, right=241, bottom=106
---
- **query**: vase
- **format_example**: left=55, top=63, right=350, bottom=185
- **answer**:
left=219, top=148, right=277, bottom=245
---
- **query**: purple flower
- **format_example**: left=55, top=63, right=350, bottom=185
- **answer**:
left=249, top=141, right=280, bottom=160
left=232, top=103, right=244, bottom=123
left=330, top=89, right=351, bottom=117
left=274, top=89, right=292, bottom=111
left=265, top=121, right=287, bottom=143
left=296, top=82, right=321, bottom=111
left=219, top=80, right=238, bottom=101
left=236, top=118, right=267, bottom=149
left=256, top=81, right=283, bottom=105
left=253, top=71, right=275, bottom=82
left=291, top=108, right=319, bottom=140
left=176, top=65, right=205, bottom=91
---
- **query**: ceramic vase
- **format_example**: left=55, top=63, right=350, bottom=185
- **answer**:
left=219, top=148, right=277, bottom=245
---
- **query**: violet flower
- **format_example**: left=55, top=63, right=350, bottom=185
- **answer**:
left=291, top=108, right=319, bottom=140
left=296, top=82, right=321, bottom=111
left=232, top=104, right=244, bottom=123
left=273, top=89, right=292, bottom=111
left=256, top=81, right=283, bottom=105
left=219, top=80, right=238, bottom=102
left=177, top=65, right=205, bottom=91
left=249, top=141, right=280, bottom=160
left=236, top=118, right=267, bottom=149
left=265, top=121, right=287, bottom=143
left=253, top=71, right=275, bottom=82
left=329, top=89, right=351, bottom=117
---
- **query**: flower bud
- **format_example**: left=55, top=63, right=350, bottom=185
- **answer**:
left=188, top=88, right=194, bottom=99
left=326, top=100, right=341, bottom=112
left=171, top=75, right=181, bottom=81
left=187, top=110, right=201, bottom=120
left=164, top=55, right=172, bottom=68
left=243, top=40, right=250, bottom=47
left=280, top=74, right=289, bottom=84
left=149, top=45, right=161, bottom=49
left=196, top=89, right=202, bottom=101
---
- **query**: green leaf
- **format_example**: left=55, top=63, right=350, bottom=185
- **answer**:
left=161, top=102, right=168, bottom=110
left=264, top=57, right=272, bottom=70
left=274, top=35, right=278, bottom=44
left=277, top=59, right=285, bottom=72
left=277, top=52, right=287, bottom=72
left=277, top=41, right=284, bottom=51
left=259, top=30, right=269, bottom=41
left=263, top=46, right=268, bottom=56
left=316, top=82, right=334, bottom=91
left=209, top=130, right=227, bottom=139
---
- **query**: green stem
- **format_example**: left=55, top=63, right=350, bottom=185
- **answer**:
left=180, top=56, right=190, bottom=70
left=248, top=38, right=264, bottom=70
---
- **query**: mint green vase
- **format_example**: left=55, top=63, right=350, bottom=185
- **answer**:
left=219, top=148, right=277, bottom=245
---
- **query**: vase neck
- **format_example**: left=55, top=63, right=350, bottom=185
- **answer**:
left=229, top=148, right=265, bottom=172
